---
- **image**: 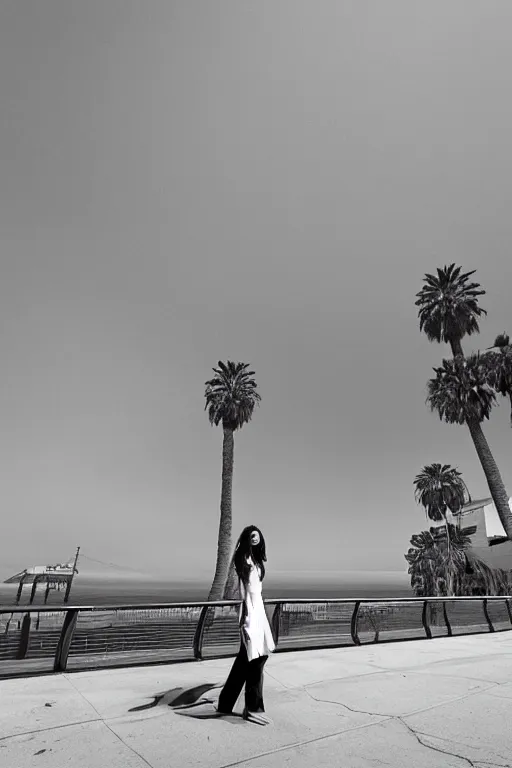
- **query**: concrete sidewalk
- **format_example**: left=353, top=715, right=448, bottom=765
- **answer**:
left=2, top=632, right=512, bottom=767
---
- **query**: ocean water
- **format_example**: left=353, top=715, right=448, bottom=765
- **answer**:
left=0, top=572, right=412, bottom=607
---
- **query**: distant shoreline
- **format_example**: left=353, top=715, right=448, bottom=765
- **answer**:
left=0, top=576, right=412, bottom=608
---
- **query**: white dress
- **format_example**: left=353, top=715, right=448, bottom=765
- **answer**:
left=238, top=558, right=276, bottom=661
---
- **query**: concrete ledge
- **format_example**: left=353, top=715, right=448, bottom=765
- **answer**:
left=2, top=632, right=512, bottom=767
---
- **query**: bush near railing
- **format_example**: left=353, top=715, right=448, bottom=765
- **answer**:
left=1, top=596, right=511, bottom=679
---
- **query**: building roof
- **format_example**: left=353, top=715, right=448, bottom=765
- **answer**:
left=461, top=498, right=493, bottom=513
left=461, top=496, right=512, bottom=541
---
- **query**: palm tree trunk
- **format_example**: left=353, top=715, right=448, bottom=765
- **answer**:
left=449, top=337, right=512, bottom=542
left=450, top=339, right=464, bottom=357
left=207, top=427, right=235, bottom=601
left=223, top=555, right=239, bottom=600
left=466, top=418, right=512, bottom=540
left=442, top=519, right=455, bottom=596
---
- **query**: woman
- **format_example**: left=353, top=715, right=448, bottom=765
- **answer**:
left=215, top=525, right=275, bottom=725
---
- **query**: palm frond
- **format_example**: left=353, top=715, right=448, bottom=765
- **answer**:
left=413, top=463, right=470, bottom=522
left=492, top=333, right=510, bottom=349
left=427, top=354, right=496, bottom=425
left=416, top=264, right=486, bottom=345
left=204, top=360, right=261, bottom=430
left=482, top=340, right=512, bottom=424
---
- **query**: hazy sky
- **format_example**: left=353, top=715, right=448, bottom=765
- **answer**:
left=1, top=1, right=512, bottom=582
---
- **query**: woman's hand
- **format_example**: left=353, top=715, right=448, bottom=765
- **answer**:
left=239, top=600, right=248, bottom=628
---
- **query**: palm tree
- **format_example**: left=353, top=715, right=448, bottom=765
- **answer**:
left=406, top=526, right=467, bottom=597
left=416, top=265, right=512, bottom=539
left=484, top=334, right=512, bottom=425
left=204, top=361, right=261, bottom=601
left=427, top=355, right=512, bottom=540
left=413, top=464, right=471, bottom=558
left=415, top=263, right=486, bottom=358
left=405, top=529, right=444, bottom=597
left=405, top=524, right=511, bottom=597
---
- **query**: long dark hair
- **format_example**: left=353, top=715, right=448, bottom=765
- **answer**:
left=234, top=525, right=267, bottom=587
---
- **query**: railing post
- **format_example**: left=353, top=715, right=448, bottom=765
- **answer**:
left=193, top=605, right=211, bottom=661
left=271, top=603, right=281, bottom=646
left=422, top=601, right=432, bottom=639
left=350, top=601, right=361, bottom=645
left=442, top=600, right=452, bottom=637
left=506, top=599, right=512, bottom=625
left=54, top=609, right=79, bottom=672
left=4, top=612, right=13, bottom=634
left=29, top=575, right=39, bottom=605
left=483, top=599, right=495, bottom=633
left=16, top=613, right=31, bottom=660
left=16, top=576, right=25, bottom=605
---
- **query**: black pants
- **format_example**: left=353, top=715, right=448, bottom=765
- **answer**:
left=217, top=641, right=268, bottom=713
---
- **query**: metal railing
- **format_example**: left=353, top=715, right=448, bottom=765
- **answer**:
left=1, top=596, right=511, bottom=679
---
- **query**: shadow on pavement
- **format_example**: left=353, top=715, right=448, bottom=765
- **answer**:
left=128, top=682, right=247, bottom=724
left=129, top=682, right=221, bottom=712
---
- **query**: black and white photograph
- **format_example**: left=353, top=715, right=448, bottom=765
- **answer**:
left=1, top=2, right=512, bottom=766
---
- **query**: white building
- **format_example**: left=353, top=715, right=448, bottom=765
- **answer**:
left=457, top=497, right=512, bottom=571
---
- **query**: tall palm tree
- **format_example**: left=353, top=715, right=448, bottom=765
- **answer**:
left=416, top=265, right=512, bottom=539
left=484, top=334, right=512, bottom=425
left=427, top=355, right=512, bottom=540
left=413, top=464, right=471, bottom=554
left=414, top=464, right=469, bottom=595
left=204, top=361, right=261, bottom=601
left=415, top=264, right=486, bottom=358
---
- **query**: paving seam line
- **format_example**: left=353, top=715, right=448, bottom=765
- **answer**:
left=0, top=717, right=104, bottom=742
left=216, top=716, right=392, bottom=768
left=63, top=673, right=155, bottom=768
left=305, top=679, right=499, bottom=720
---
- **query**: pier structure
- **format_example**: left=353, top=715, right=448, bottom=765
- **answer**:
left=4, top=547, right=80, bottom=605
